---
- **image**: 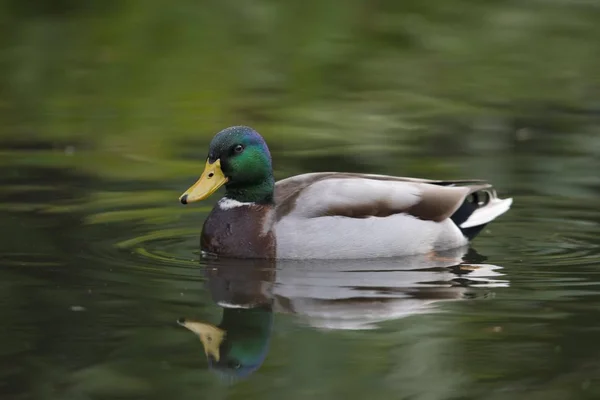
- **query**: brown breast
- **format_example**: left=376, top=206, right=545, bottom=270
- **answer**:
left=200, top=203, right=276, bottom=259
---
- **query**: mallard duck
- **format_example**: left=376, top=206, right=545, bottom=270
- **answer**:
left=179, top=126, right=513, bottom=259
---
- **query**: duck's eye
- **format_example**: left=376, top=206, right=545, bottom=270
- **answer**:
left=233, top=144, right=244, bottom=154
left=228, top=360, right=241, bottom=369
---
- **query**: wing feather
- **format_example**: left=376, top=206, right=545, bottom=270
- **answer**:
left=275, top=172, right=487, bottom=222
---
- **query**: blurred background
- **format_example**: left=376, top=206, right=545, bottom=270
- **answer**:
left=2, top=1, right=600, bottom=399
left=2, top=0, right=600, bottom=177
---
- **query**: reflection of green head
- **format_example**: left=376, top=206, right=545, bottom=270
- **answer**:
left=178, top=306, right=273, bottom=380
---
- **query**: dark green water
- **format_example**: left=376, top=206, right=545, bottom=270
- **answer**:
left=2, top=126, right=600, bottom=400
left=2, top=1, right=600, bottom=398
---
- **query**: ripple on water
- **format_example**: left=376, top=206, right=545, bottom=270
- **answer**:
left=78, top=228, right=204, bottom=283
left=66, top=191, right=213, bottom=284
left=79, top=195, right=515, bottom=330
left=480, top=197, right=600, bottom=269
left=14, top=181, right=600, bottom=331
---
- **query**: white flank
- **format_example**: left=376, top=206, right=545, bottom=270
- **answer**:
left=460, top=197, right=513, bottom=228
left=275, top=213, right=468, bottom=259
left=218, top=197, right=254, bottom=210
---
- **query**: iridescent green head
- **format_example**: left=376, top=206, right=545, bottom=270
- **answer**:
left=179, top=126, right=274, bottom=204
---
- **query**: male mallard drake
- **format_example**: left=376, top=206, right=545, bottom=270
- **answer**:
left=179, top=126, right=513, bottom=259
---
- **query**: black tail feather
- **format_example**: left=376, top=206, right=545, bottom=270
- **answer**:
left=460, top=224, right=487, bottom=240
left=450, top=199, right=478, bottom=227
left=450, top=190, right=494, bottom=240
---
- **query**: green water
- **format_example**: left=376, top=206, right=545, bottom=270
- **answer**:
left=2, top=0, right=600, bottom=399
left=2, top=128, right=600, bottom=399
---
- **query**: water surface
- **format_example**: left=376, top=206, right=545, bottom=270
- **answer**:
left=2, top=125, right=600, bottom=400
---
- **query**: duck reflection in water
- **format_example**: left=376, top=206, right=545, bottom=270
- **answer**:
left=178, top=246, right=508, bottom=380
left=178, top=259, right=276, bottom=380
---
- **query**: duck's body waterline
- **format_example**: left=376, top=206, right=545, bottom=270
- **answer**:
left=180, top=126, right=513, bottom=259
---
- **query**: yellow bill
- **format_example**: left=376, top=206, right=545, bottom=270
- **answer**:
left=178, top=318, right=226, bottom=362
left=179, top=159, right=228, bottom=204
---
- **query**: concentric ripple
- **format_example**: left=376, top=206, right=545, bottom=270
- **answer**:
left=65, top=188, right=600, bottom=299
left=4, top=168, right=600, bottom=330
left=472, top=196, right=600, bottom=269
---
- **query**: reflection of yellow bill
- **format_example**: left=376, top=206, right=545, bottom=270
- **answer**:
left=178, top=318, right=226, bottom=362
left=179, top=159, right=228, bottom=204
